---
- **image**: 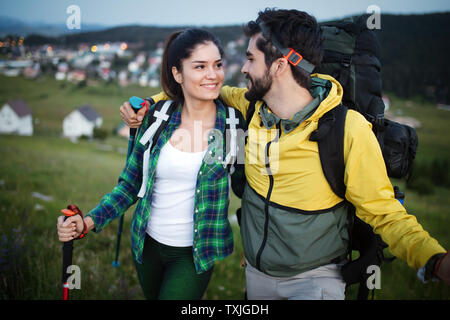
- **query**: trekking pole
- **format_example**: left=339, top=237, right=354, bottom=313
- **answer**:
left=61, top=210, right=75, bottom=300
left=60, top=204, right=84, bottom=300
left=359, top=186, right=405, bottom=300
left=112, top=96, right=149, bottom=268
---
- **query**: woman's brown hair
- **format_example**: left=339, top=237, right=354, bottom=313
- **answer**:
left=160, top=28, right=224, bottom=103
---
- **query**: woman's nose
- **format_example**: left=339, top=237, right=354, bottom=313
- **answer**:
left=206, top=67, right=218, bottom=79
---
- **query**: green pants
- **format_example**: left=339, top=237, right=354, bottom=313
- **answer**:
left=133, top=234, right=213, bottom=300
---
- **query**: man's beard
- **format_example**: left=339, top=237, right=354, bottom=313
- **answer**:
left=244, top=70, right=273, bottom=101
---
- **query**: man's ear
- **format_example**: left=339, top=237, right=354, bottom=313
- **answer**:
left=272, top=57, right=289, bottom=77
left=172, top=66, right=183, bottom=84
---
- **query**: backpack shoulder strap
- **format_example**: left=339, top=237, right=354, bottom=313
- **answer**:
left=224, top=105, right=247, bottom=199
left=137, top=100, right=177, bottom=198
left=138, top=99, right=177, bottom=152
left=309, top=104, right=348, bottom=199
left=224, top=106, right=247, bottom=171
left=245, top=100, right=257, bottom=127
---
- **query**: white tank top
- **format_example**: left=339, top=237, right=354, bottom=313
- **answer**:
left=146, top=141, right=206, bottom=247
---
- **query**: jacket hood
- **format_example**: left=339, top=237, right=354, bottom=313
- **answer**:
left=307, top=73, right=343, bottom=122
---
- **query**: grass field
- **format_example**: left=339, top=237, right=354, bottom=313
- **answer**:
left=0, top=75, right=449, bottom=300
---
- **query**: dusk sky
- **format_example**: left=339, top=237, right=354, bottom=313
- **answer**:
left=1, top=0, right=449, bottom=26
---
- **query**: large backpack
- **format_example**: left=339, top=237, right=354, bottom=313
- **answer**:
left=315, top=15, right=418, bottom=180
left=241, top=15, right=418, bottom=300
left=312, top=16, right=418, bottom=299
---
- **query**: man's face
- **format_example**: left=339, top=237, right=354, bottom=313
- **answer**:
left=241, top=34, right=273, bottom=101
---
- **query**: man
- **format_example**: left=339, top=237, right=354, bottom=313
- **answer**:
left=120, top=8, right=449, bottom=299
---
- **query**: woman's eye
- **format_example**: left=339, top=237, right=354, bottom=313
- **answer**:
left=216, top=63, right=223, bottom=68
left=195, top=65, right=204, bottom=69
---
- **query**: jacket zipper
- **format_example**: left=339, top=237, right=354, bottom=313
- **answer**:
left=255, top=124, right=280, bottom=271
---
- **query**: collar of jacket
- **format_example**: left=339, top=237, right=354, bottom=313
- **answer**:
left=259, top=77, right=332, bottom=132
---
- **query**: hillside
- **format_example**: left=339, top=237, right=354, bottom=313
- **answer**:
left=376, top=13, right=450, bottom=104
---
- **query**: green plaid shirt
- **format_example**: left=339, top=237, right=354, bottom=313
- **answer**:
left=86, top=100, right=234, bottom=273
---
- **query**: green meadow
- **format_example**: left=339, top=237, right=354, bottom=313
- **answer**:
left=0, top=75, right=449, bottom=300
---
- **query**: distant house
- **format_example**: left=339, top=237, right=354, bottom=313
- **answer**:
left=0, top=99, right=33, bottom=136
left=67, top=70, right=86, bottom=83
left=62, top=105, right=102, bottom=140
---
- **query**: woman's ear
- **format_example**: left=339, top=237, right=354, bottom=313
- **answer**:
left=172, top=66, right=183, bottom=84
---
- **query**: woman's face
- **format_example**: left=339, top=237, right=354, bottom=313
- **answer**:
left=172, top=41, right=224, bottom=103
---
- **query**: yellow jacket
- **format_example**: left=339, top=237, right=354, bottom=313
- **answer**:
left=150, top=74, right=446, bottom=269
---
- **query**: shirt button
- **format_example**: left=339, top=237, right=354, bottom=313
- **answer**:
left=194, top=229, right=198, bottom=233
left=195, top=209, right=198, bottom=213
left=197, top=189, right=200, bottom=193
left=199, top=171, right=202, bottom=175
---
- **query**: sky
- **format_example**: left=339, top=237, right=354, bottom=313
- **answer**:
left=1, top=0, right=449, bottom=27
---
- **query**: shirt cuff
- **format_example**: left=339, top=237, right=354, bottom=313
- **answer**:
left=417, top=253, right=445, bottom=284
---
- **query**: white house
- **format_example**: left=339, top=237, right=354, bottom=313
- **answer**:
left=0, top=99, right=33, bottom=136
left=62, top=105, right=103, bottom=140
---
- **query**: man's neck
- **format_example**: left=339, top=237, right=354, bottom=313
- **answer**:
left=264, top=79, right=314, bottom=120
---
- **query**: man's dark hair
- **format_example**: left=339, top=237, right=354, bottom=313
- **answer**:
left=243, top=8, right=323, bottom=89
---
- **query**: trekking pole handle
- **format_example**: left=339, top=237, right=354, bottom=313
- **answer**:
left=113, top=97, right=151, bottom=268
left=128, top=96, right=150, bottom=137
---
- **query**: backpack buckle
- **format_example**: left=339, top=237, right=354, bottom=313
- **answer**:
left=284, top=48, right=303, bottom=66
left=341, top=55, right=352, bottom=68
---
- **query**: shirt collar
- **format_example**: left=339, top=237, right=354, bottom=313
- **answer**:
left=259, top=77, right=332, bottom=133
left=259, top=97, right=320, bottom=133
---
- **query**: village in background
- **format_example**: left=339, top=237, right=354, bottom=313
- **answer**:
left=3, top=12, right=448, bottom=140
left=0, top=32, right=252, bottom=141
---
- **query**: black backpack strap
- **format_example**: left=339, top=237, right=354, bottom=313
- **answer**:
left=309, top=104, right=348, bottom=199
left=224, top=105, right=247, bottom=199
left=224, top=106, right=239, bottom=170
left=144, top=97, right=155, bottom=106
left=246, top=100, right=257, bottom=127
left=310, top=104, right=397, bottom=300
left=146, top=100, right=178, bottom=152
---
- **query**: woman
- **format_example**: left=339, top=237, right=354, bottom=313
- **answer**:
left=57, top=28, right=245, bottom=300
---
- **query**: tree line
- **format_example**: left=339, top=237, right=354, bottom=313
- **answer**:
left=18, top=13, right=450, bottom=104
